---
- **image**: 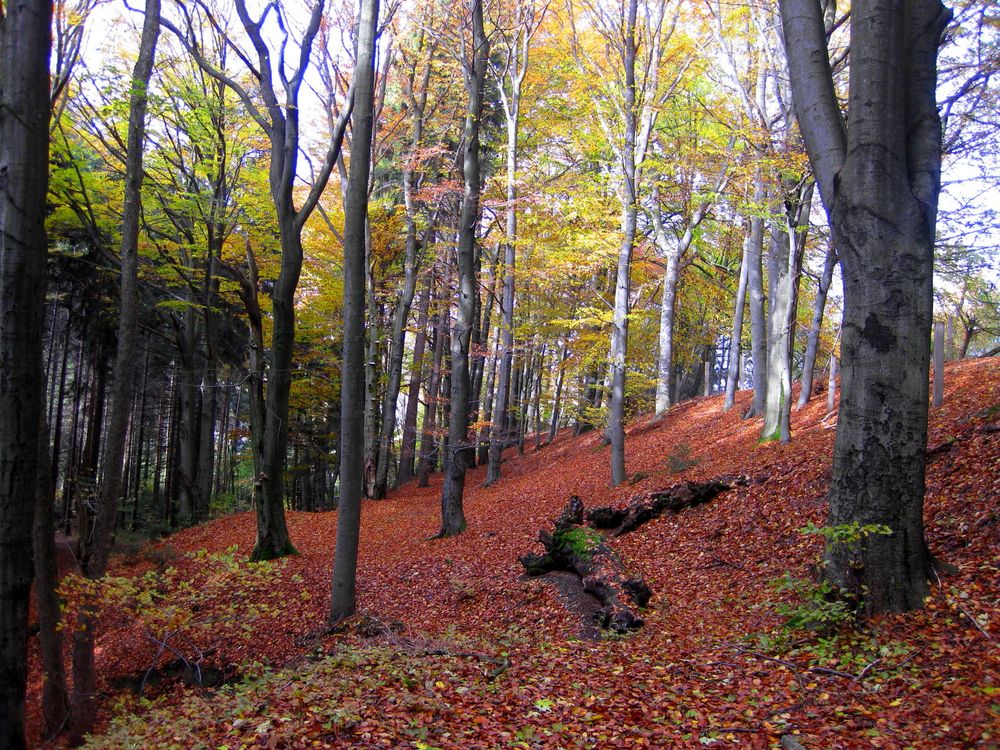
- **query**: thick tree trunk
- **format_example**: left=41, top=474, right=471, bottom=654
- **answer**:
left=0, top=1, right=51, bottom=740
left=331, top=0, right=380, bottom=621
left=439, top=0, right=487, bottom=537
left=34, top=419, right=68, bottom=738
left=587, top=478, right=737, bottom=536
left=781, top=0, right=950, bottom=613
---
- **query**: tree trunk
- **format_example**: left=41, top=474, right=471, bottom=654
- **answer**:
left=608, top=0, right=639, bottom=486
left=653, top=249, right=680, bottom=417
left=331, top=0, right=380, bottom=621
left=33, top=417, right=68, bottom=738
left=745, top=177, right=768, bottom=419
left=796, top=240, right=836, bottom=408
left=417, top=308, right=446, bottom=487
left=760, top=182, right=812, bottom=443
left=439, top=0, right=487, bottom=537
left=933, top=320, right=945, bottom=407
left=397, top=278, right=432, bottom=486
left=724, top=236, right=750, bottom=411
left=0, top=0, right=51, bottom=740
left=781, top=0, right=950, bottom=613
left=546, top=343, right=570, bottom=444
left=68, top=0, right=159, bottom=740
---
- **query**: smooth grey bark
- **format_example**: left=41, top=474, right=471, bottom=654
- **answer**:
left=745, top=177, right=768, bottom=418
left=331, top=0, right=380, bottom=621
left=607, top=0, right=640, bottom=487
left=477, top=323, right=500, bottom=464
left=796, top=240, right=837, bottom=408
left=724, top=238, right=751, bottom=410
left=69, top=0, right=159, bottom=739
left=546, top=343, right=570, bottom=444
left=650, top=161, right=729, bottom=418
left=0, top=6, right=51, bottom=742
left=439, top=0, right=487, bottom=537
left=363, top=240, right=379, bottom=498
left=761, top=181, right=813, bottom=443
left=780, top=0, right=951, bottom=613
left=485, top=2, right=540, bottom=486
left=827, top=353, right=837, bottom=412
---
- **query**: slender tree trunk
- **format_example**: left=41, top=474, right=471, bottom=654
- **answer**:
left=724, top=236, right=750, bottom=411
left=69, top=3, right=160, bottom=739
left=439, top=0, right=487, bottom=536
left=417, top=309, right=445, bottom=487
left=362, top=238, right=380, bottom=498
left=608, top=0, right=639, bottom=486
left=398, top=279, right=432, bottom=486
left=933, top=320, right=945, bottom=407
left=331, top=0, right=379, bottom=620
left=746, top=177, right=768, bottom=418
left=373, top=197, right=421, bottom=498
left=761, top=182, right=812, bottom=442
left=827, top=354, right=837, bottom=413
left=796, top=240, right=836, bottom=408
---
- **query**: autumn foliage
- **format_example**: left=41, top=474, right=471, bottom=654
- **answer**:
left=28, top=357, right=999, bottom=748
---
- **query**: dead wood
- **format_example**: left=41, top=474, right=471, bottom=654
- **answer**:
left=586, top=478, right=742, bottom=536
left=520, top=497, right=651, bottom=632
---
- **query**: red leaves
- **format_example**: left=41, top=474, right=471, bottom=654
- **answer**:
left=28, top=357, right=1000, bottom=748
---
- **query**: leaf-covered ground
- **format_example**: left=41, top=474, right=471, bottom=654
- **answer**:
left=28, top=357, right=999, bottom=748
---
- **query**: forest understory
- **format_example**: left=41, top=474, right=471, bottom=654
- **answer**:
left=27, top=356, right=999, bottom=749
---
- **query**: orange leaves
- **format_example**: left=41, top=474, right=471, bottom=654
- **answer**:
left=35, top=357, right=1000, bottom=749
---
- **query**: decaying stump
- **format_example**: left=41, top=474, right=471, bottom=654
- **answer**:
left=520, top=497, right=651, bottom=632
left=586, top=478, right=741, bottom=536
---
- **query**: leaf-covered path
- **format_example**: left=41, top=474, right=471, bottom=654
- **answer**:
left=30, top=358, right=999, bottom=748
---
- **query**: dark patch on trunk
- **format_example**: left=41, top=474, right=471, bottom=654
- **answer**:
left=862, top=313, right=897, bottom=353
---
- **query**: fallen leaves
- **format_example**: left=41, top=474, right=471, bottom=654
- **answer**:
left=25, top=357, right=1000, bottom=749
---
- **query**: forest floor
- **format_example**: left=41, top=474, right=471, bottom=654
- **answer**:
left=28, top=357, right=1000, bottom=749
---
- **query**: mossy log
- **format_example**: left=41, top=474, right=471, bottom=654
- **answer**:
left=520, top=497, right=651, bottom=632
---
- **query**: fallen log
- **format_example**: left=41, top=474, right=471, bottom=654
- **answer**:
left=586, top=478, right=741, bottom=536
left=520, top=497, right=651, bottom=633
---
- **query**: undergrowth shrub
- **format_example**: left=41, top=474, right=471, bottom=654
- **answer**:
left=60, top=546, right=286, bottom=691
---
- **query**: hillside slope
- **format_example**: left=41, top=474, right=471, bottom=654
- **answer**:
left=33, top=357, right=999, bottom=748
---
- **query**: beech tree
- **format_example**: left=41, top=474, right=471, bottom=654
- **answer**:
left=162, top=0, right=352, bottom=560
left=439, top=0, right=487, bottom=536
left=0, top=0, right=51, bottom=745
left=780, top=0, right=952, bottom=612
left=331, top=0, right=380, bottom=620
